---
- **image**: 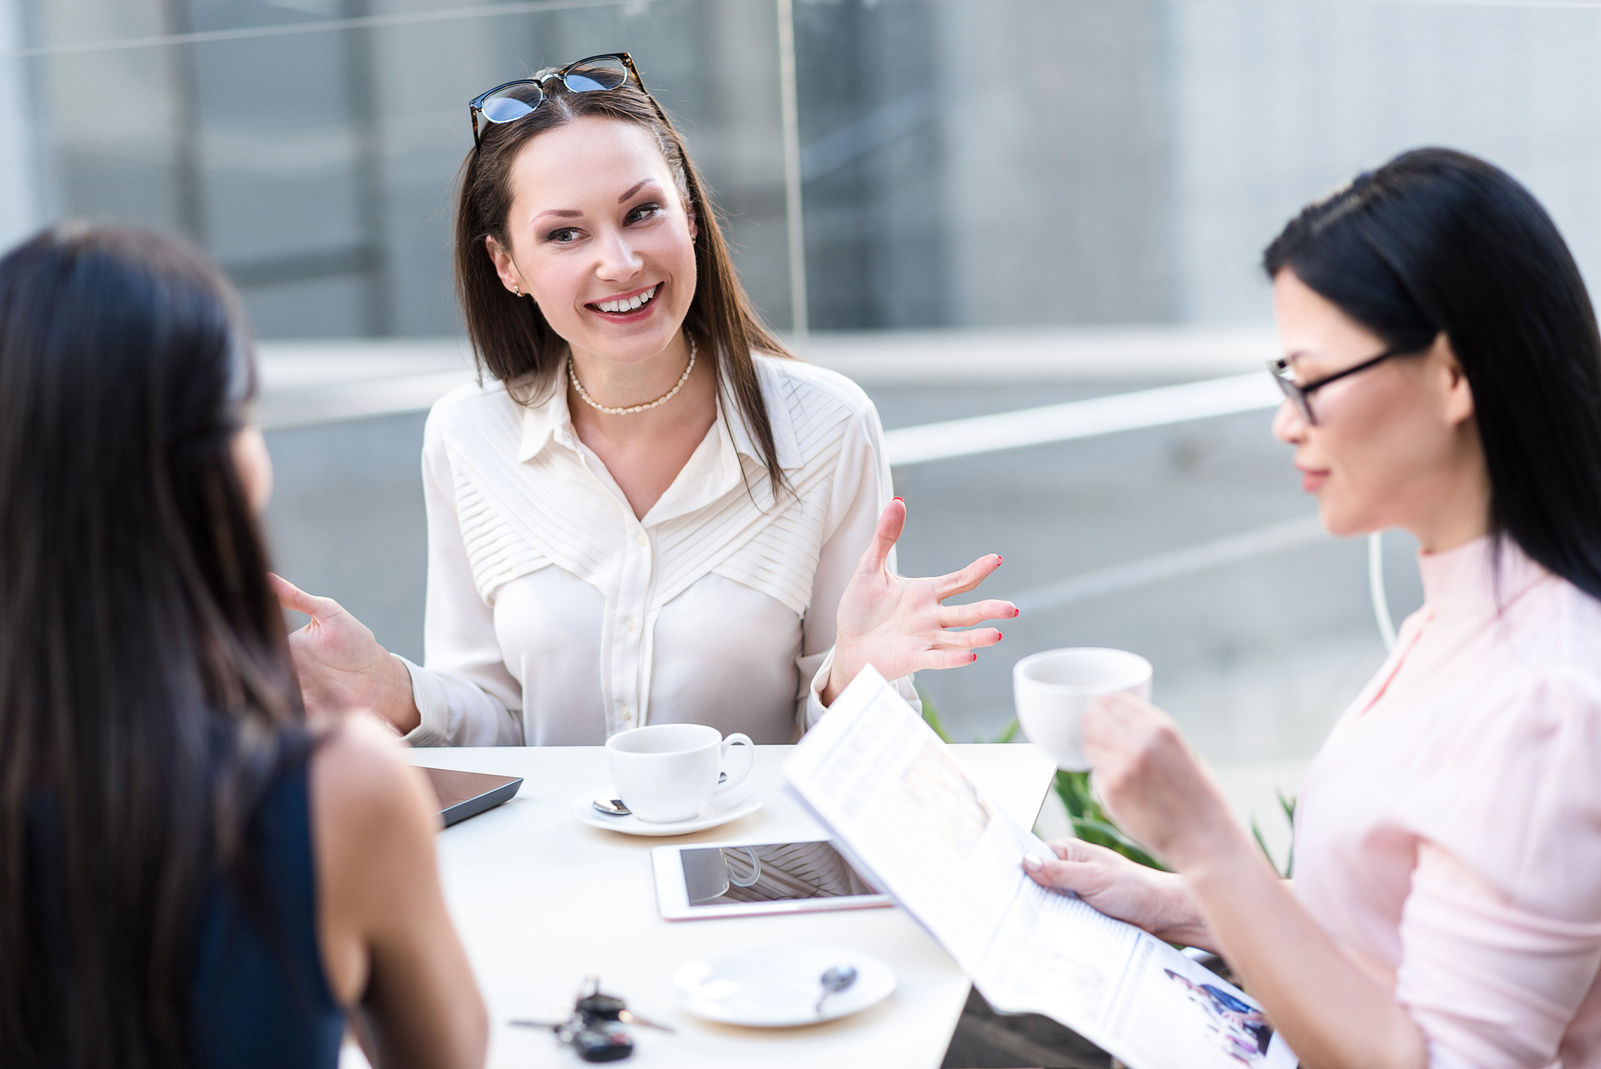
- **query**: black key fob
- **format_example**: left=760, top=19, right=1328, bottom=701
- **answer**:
left=573, top=1025, right=633, bottom=1062
left=577, top=992, right=628, bottom=1022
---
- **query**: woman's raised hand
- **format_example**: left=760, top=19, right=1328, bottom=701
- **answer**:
left=822, top=498, right=1018, bottom=705
left=268, top=574, right=421, bottom=734
left=1080, top=691, right=1240, bottom=872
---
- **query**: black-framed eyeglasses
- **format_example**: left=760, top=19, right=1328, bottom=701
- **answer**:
left=1267, top=346, right=1408, bottom=425
left=469, top=53, right=649, bottom=149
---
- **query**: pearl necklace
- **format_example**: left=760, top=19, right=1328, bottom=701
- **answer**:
left=569, top=337, right=697, bottom=415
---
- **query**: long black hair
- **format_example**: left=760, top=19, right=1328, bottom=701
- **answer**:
left=1264, top=147, right=1601, bottom=600
left=0, top=224, right=304, bottom=1068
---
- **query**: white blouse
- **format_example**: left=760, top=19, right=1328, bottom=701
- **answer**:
left=397, top=354, right=916, bottom=746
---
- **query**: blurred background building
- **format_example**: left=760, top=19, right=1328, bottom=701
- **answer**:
left=6, top=0, right=1601, bottom=843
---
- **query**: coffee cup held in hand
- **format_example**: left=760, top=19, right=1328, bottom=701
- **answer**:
left=1012, top=648, right=1153, bottom=771
left=605, top=723, right=755, bottom=823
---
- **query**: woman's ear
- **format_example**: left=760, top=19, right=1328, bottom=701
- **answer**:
left=1435, top=333, right=1475, bottom=427
left=232, top=425, right=274, bottom=513
left=484, top=235, right=526, bottom=296
left=685, top=198, right=697, bottom=241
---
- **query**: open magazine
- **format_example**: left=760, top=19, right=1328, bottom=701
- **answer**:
left=783, top=666, right=1297, bottom=1069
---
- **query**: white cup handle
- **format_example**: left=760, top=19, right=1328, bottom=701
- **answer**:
left=717, top=733, right=754, bottom=792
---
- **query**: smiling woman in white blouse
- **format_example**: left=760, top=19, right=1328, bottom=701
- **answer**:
left=270, top=54, right=1015, bottom=746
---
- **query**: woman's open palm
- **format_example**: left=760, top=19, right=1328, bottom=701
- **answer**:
left=269, top=574, right=418, bottom=731
left=824, top=499, right=1017, bottom=703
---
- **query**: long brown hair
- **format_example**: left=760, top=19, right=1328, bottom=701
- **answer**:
left=0, top=225, right=303, bottom=1068
left=455, top=60, right=793, bottom=492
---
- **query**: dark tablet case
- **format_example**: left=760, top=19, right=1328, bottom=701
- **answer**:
left=421, top=766, right=523, bottom=826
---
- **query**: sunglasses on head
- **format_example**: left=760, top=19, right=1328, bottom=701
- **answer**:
left=468, top=52, right=651, bottom=149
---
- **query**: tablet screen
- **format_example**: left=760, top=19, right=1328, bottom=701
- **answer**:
left=678, top=840, right=879, bottom=907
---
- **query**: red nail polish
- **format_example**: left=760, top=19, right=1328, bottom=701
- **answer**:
left=1012, top=607, right=1021, bottom=618
left=894, top=496, right=903, bottom=503
left=996, top=631, right=1003, bottom=641
left=996, top=555, right=1003, bottom=565
left=970, top=652, right=978, bottom=662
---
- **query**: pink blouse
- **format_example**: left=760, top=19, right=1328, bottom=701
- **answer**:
left=1295, top=536, right=1601, bottom=1069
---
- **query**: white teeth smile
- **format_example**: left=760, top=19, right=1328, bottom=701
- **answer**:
left=595, top=285, right=659, bottom=314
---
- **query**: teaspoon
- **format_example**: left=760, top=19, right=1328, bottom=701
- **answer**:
left=814, top=964, right=858, bottom=1014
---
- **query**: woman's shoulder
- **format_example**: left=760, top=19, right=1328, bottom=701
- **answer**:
left=754, top=353, right=874, bottom=413
left=308, top=716, right=441, bottom=1004
left=744, top=355, right=884, bottom=475
left=427, top=376, right=520, bottom=427
left=309, top=715, right=437, bottom=828
left=422, top=376, right=542, bottom=460
left=1502, top=568, right=1601, bottom=691
left=1399, top=585, right=1601, bottom=916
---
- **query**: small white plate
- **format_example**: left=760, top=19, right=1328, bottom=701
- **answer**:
left=674, top=945, right=896, bottom=1027
left=571, top=786, right=762, bottom=837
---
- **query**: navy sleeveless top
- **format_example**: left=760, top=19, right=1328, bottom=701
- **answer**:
left=189, top=748, right=345, bottom=1068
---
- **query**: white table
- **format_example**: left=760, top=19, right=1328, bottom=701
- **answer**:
left=399, top=743, right=1057, bottom=1069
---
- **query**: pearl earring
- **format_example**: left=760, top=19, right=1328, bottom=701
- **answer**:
left=512, top=282, right=521, bottom=297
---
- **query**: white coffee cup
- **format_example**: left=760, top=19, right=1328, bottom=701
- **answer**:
left=606, top=723, right=755, bottom=823
left=1013, top=648, right=1153, bottom=771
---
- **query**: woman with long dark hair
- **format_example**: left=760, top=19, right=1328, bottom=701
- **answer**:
left=0, top=225, right=487, bottom=1068
left=272, top=54, right=1015, bottom=745
left=1024, top=148, right=1601, bottom=1066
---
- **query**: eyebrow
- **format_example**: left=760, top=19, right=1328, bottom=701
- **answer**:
left=531, top=180, right=661, bottom=224
left=618, top=179, right=657, bottom=203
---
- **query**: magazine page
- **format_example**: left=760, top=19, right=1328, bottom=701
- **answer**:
left=783, top=666, right=1296, bottom=1069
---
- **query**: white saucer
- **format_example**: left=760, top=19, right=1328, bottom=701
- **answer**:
left=571, top=785, right=762, bottom=837
left=674, top=945, right=896, bottom=1027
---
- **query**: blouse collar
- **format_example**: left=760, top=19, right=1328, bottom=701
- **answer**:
left=1417, top=534, right=1551, bottom=621
left=514, top=356, right=802, bottom=470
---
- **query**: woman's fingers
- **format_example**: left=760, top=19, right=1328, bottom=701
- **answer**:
left=1047, top=837, right=1119, bottom=864
left=937, top=599, right=1019, bottom=629
left=856, top=498, right=907, bottom=577
left=913, top=629, right=1003, bottom=671
left=931, top=627, right=1003, bottom=650
left=919, top=648, right=981, bottom=670
left=932, top=553, right=1003, bottom=599
left=267, top=572, right=335, bottom=619
left=1022, top=853, right=1102, bottom=893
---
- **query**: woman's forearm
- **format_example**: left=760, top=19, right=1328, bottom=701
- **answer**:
left=1184, top=833, right=1426, bottom=1069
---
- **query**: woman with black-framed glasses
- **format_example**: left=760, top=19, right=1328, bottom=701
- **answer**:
left=1020, top=149, right=1601, bottom=1068
left=270, top=54, right=1016, bottom=747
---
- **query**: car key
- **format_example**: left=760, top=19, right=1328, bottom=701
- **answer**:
left=571, top=1022, right=634, bottom=1062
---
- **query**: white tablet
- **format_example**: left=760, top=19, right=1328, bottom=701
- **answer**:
left=651, top=838, right=893, bottom=921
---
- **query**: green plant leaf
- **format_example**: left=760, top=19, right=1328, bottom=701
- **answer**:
left=1276, top=789, right=1297, bottom=879
left=915, top=684, right=953, bottom=744
left=991, top=717, right=1020, bottom=744
left=1248, top=789, right=1299, bottom=879
left=1068, top=817, right=1170, bottom=872
left=1054, top=770, right=1098, bottom=819
left=1048, top=770, right=1171, bottom=871
left=1250, top=817, right=1278, bottom=876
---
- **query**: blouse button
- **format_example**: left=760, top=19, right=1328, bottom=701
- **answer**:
left=620, top=706, right=634, bottom=721
left=635, top=531, right=648, bottom=547
left=625, top=616, right=638, bottom=631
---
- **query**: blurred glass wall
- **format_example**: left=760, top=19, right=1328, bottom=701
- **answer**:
left=4, top=0, right=1600, bottom=816
left=3, top=0, right=795, bottom=334
left=5, top=0, right=1601, bottom=336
